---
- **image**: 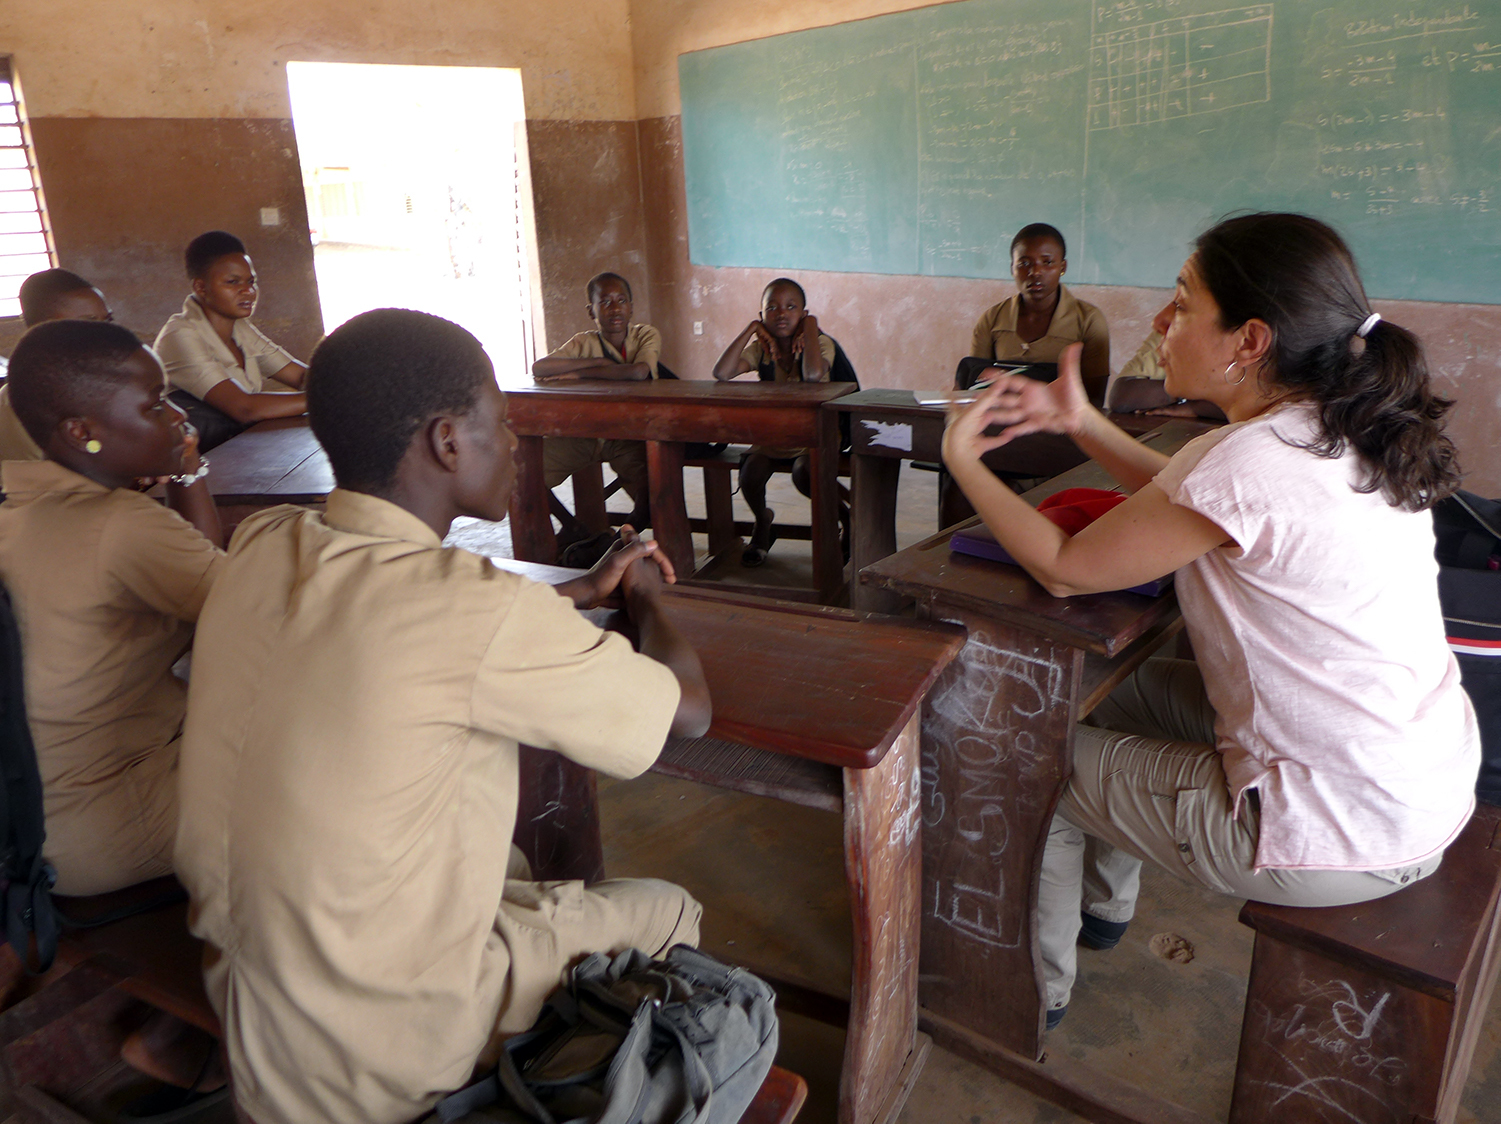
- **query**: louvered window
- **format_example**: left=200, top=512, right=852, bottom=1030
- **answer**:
left=0, top=59, right=54, bottom=320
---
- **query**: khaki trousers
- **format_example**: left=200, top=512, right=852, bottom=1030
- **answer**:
left=1040, top=658, right=1441, bottom=1012
left=542, top=437, right=649, bottom=503
left=489, top=847, right=703, bottom=1041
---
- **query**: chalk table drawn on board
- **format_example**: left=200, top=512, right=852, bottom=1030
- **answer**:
left=1087, top=5, right=1274, bottom=131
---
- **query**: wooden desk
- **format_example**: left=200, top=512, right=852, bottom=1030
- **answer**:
left=207, top=416, right=332, bottom=505
left=859, top=420, right=1214, bottom=1124
left=829, top=390, right=1171, bottom=608
left=503, top=576, right=965, bottom=1124
left=504, top=381, right=854, bottom=602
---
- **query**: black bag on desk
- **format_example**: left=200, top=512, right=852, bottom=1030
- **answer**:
left=1433, top=491, right=1501, bottom=806
left=953, top=357, right=1058, bottom=391
left=168, top=389, right=246, bottom=452
left=430, top=944, right=777, bottom=1124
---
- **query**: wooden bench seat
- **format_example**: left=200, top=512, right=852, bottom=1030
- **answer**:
left=1231, top=802, right=1501, bottom=1124
left=0, top=878, right=216, bottom=1122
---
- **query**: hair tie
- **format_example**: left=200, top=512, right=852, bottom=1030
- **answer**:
left=1356, top=312, right=1382, bottom=338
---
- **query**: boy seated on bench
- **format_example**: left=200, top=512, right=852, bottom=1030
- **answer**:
left=175, top=308, right=710, bottom=1124
left=0, top=269, right=115, bottom=461
left=532, top=271, right=658, bottom=565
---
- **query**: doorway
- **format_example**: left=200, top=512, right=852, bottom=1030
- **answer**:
left=285, top=62, right=542, bottom=386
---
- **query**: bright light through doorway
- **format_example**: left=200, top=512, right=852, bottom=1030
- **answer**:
left=285, top=62, right=539, bottom=386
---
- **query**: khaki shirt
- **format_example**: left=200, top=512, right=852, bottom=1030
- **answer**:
left=1118, top=330, right=1167, bottom=381
left=0, top=460, right=222, bottom=894
left=969, top=285, right=1110, bottom=387
left=153, top=295, right=297, bottom=400
left=175, top=490, right=681, bottom=1124
left=741, top=331, right=835, bottom=381
left=0, top=385, right=43, bottom=462
left=551, top=322, right=661, bottom=377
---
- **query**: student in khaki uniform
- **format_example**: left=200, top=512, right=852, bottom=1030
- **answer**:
left=532, top=272, right=658, bottom=562
left=175, top=308, right=711, bottom=1124
left=711, top=277, right=840, bottom=565
left=0, top=269, right=116, bottom=462
left=969, top=222, right=1110, bottom=405
left=1106, top=330, right=1224, bottom=420
left=153, top=231, right=307, bottom=448
left=0, top=320, right=223, bottom=896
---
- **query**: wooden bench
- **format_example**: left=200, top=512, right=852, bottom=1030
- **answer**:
left=0, top=877, right=218, bottom=1122
left=1232, top=802, right=1501, bottom=1124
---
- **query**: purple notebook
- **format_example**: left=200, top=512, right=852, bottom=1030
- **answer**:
left=949, top=523, right=1173, bottom=597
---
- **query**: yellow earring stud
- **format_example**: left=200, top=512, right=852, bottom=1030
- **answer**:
left=85, top=439, right=102, bottom=454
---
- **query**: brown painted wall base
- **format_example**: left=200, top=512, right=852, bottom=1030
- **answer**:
left=26, top=116, right=322, bottom=358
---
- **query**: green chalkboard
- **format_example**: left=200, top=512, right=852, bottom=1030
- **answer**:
left=680, top=0, right=1501, bottom=302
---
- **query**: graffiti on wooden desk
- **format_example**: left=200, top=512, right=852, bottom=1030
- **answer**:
left=1245, top=978, right=1406, bottom=1122
left=921, top=632, right=1070, bottom=950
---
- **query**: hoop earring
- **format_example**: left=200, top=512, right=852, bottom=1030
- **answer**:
left=85, top=439, right=103, bottom=454
left=1223, top=361, right=1247, bottom=386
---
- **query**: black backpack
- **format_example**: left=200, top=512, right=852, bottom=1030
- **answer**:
left=0, top=585, right=60, bottom=971
left=1433, top=491, right=1501, bottom=805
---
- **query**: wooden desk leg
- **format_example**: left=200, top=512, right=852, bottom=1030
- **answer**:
left=646, top=440, right=694, bottom=580
left=702, top=463, right=740, bottom=560
left=571, top=463, right=611, bottom=535
left=849, top=453, right=901, bottom=613
left=513, top=745, right=604, bottom=884
left=809, top=410, right=843, bottom=604
left=509, top=435, right=558, bottom=564
left=841, top=712, right=925, bottom=1124
left=915, top=613, right=1082, bottom=1062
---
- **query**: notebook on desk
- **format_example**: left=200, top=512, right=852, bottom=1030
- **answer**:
left=948, top=488, right=1174, bottom=598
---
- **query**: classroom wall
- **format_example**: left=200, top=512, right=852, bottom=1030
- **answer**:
left=0, top=0, right=650, bottom=359
left=629, top=0, right=1501, bottom=494
left=4, top=0, right=1498, bottom=489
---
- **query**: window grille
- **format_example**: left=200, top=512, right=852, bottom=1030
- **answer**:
left=0, top=59, right=55, bottom=320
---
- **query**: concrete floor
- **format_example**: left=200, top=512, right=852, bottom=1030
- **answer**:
left=446, top=464, right=1501, bottom=1124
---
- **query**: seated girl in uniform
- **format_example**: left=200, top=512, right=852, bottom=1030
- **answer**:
left=968, top=222, right=1109, bottom=403
left=711, top=277, right=854, bottom=565
left=154, top=231, right=307, bottom=449
left=0, top=319, right=223, bottom=896
left=943, top=212, right=1478, bottom=1030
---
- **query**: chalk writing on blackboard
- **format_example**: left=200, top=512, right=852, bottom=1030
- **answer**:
left=1088, top=6, right=1273, bottom=130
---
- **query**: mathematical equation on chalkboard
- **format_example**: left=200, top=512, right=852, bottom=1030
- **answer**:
left=680, top=0, right=1501, bottom=300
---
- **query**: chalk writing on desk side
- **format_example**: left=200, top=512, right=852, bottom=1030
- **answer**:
left=919, top=630, right=1070, bottom=952
left=1246, top=977, right=1407, bottom=1122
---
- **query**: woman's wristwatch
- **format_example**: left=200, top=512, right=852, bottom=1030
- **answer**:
left=168, top=457, right=211, bottom=486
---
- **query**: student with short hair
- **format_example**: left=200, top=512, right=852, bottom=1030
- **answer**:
left=532, top=271, right=658, bottom=559
left=969, top=222, right=1110, bottom=404
left=1105, top=329, right=1223, bottom=420
left=712, top=277, right=849, bottom=565
left=153, top=231, right=307, bottom=448
left=1, top=269, right=116, bottom=462
left=176, top=308, right=710, bottom=1124
left=0, top=320, right=222, bottom=897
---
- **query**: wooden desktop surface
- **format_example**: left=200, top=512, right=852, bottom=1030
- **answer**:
left=491, top=561, right=965, bottom=770
left=207, top=417, right=331, bottom=505
left=505, top=380, right=855, bottom=600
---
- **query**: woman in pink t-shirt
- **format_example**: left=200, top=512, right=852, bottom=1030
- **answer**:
left=943, top=213, right=1479, bottom=1029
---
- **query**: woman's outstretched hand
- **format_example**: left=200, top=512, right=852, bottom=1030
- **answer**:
left=943, top=342, right=1094, bottom=466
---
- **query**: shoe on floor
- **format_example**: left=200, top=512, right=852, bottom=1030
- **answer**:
left=1078, top=912, right=1129, bottom=951
left=559, top=531, right=617, bottom=570
left=1045, top=1005, right=1067, bottom=1031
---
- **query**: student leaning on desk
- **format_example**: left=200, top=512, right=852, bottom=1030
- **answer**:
left=943, top=212, right=1479, bottom=1032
